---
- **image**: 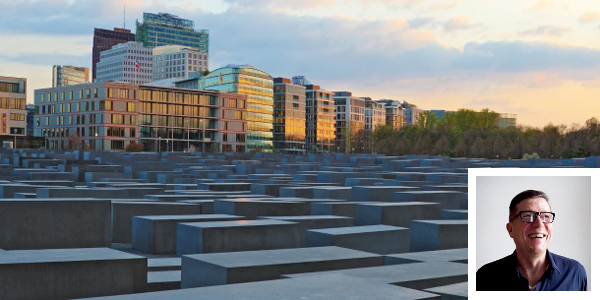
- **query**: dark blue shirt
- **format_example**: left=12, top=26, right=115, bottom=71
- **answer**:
left=477, top=250, right=587, bottom=291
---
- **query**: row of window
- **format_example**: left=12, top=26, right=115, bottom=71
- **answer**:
left=0, top=82, right=21, bottom=93
left=0, top=97, right=26, bottom=110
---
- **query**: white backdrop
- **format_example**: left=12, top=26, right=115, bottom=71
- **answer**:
left=475, top=175, right=591, bottom=291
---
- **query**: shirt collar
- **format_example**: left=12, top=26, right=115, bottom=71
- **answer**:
left=511, top=250, right=562, bottom=275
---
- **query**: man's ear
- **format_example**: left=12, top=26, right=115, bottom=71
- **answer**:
left=506, top=222, right=513, bottom=238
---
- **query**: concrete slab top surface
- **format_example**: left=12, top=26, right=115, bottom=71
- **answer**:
left=260, top=215, right=353, bottom=221
left=85, top=272, right=440, bottom=300
left=357, top=202, right=440, bottom=207
left=148, top=258, right=181, bottom=268
left=136, top=214, right=241, bottom=221
left=412, top=220, right=468, bottom=225
left=114, top=201, right=199, bottom=206
left=0, top=198, right=107, bottom=203
left=0, top=248, right=143, bottom=265
left=179, top=219, right=297, bottom=229
left=183, top=246, right=380, bottom=268
left=395, top=191, right=465, bottom=194
left=386, top=248, right=468, bottom=262
left=148, top=270, right=181, bottom=283
left=424, top=281, right=468, bottom=297
left=309, top=225, right=407, bottom=235
left=287, top=261, right=467, bottom=284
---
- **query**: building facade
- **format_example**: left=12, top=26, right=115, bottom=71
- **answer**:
left=136, top=12, right=209, bottom=54
left=273, top=77, right=306, bottom=154
left=219, top=93, right=247, bottom=153
left=292, top=76, right=335, bottom=153
left=377, top=99, right=405, bottom=130
left=52, top=65, right=89, bottom=87
left=92, top=27, right=136, bottom=82
left=402, top=101, right=423, bottom=126
left=153, top=45, right=208, bottom=81
left=0, top=76, right=27, bottom=138
left=333, top=91, right=365, bottom=153
left=364, top=97, right=386, bottom=132
left=498, top=113, right=517, bottom=129
left=204, top=65, right=273, bottom=153
left=34, top=82, right=222, bottom=152
left=96, top=42, right=153, bottom=84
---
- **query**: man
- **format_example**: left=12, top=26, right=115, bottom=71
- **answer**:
left=476, top=190, right=587, bottom=291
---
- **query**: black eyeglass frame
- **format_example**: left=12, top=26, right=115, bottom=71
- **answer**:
left=510, top=211, right=556, bottom=223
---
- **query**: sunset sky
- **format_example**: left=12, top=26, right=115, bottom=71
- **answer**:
left=1, top=0, right=599, bottom=127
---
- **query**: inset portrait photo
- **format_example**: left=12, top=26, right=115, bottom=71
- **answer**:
left=468, top=169, right=595, bottom=297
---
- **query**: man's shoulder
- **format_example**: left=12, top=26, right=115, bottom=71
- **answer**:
left=477, top=253, right=514, bottom=275
left=550, top=252, right=587, bottom=276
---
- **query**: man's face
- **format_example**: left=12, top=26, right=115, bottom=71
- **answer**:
left=507, top=197, right=553, bottom=257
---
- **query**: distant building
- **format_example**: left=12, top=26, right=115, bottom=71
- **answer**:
left=219, top=93, right=247, bottom=153
left=428, top=109, right=449, bottom=121
left=498, top=113, right=517, bottom=129
left=401, top=101, right=423, bottom=126
left=136, top=12, right=209, bottom=54
left=92, top=27, right=136, bottom=81
left=26, top=104, right=35, bottom=136
left=52, top=65, right=89, bottom=87
left=96, top=42, right=153, bottom=84
left=0, top=76, right=27, bottom=138
left=153, top=45, right=208, bottom=81
left=34, top=82, right=222, bottom=151
left=204, top=64, right=273, bottom=153
left=376, top=99, right=405, bottom=130
left=273, top=77, right=306, bottom=154
left=333, top=91, right=365, bottom=152
left=292, top=76, right=335, bottom=153
left=364, top=97, right=385, bottom=132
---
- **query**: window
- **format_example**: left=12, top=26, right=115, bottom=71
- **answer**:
left=127, top=102, right=135, bottom=112
left=9, top=113, right=25, bottom=121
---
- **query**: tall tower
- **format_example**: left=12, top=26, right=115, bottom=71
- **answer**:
left=92, top=27, right=135, bottom=81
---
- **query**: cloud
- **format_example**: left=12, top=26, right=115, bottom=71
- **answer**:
left=0, top=53, right=90, bottom=67
left=519, top=25, right=570, bottom=36
left=578, top=12, right=600, bottom=23
left=529, top=0, right=569, bottom=11
left=223, top=0, right=335, bottom=10
left=428, top=1, right=457, bottom=11
left=408, top=17, right=435, bottom=28
left=530, top=0, right=553, bottom=10
left=443, top=16, right=483, bottom=32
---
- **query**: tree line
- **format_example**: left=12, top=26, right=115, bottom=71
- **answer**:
left=368, top=109, right=600, bottom=159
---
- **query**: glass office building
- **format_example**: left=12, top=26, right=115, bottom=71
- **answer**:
left=273, top=77, right=306, bottom=154
left=136, top=13, right=209, bottom=54
left=204, top=64, right=273, bottom=153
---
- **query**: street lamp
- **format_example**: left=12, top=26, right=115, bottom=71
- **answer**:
left=95, top=133, right=98, bottom=150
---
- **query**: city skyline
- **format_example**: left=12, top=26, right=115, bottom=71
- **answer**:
left=1, top=0, right=600, bottom=127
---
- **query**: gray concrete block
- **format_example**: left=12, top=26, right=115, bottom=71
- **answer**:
left=306, top=225, right=410, bottom=254
left=259, top=215, right=354, bottom=245
left=356, top=202, right=442, bottom=227
left=442, top=209, right=468, bottom=220
left=112, top=202, right=202, bottom=243
left=0, top=199, right=111, bottom=250
left=410, top=220, right=468, bottom=252
left=424, top=282, right=468, bottom=300
left=148, top=270, right=181, bottom=292
left=385, top=248, right=468, bottom=265
left=311, top=201, right=372, bottom=218
left=198, top=182, right=252, bottom=191
left=0, top=248, right=147, bottom=300
left=148, top=258, right=181, bottom=271
left=181, top=246, right=383, bottom=288
left=313, top=186, right=352, bottom=200
left=177, top=220, right=301, bottom=255
left=351, top=186, right=418, bottom=202
left=132, top=214, right=244, bottom=255
left=279, top=186, right=314, bottom=198
left=393, top=191, right=466, bottom=209
left=214, top=199, right=310, bottom=219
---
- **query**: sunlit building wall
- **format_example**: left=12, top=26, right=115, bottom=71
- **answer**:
left=0, top=76, right=27, bottom=137
left=292, top=76, right=335, bottom=153
left=273, top=77, right=306, bottom=154
left=219, top=93, right=247, bottom=153
left=377, top=99, right=405, bottom=130
left=153, top=45, right=208, bottom=81
left=204, top=64, right=273, bottom=153
left=96, top=42, right=153, bottom=84
left=52, top=65, right=90, bottom=87
left=333, top=91, right=365, bottom=152
left=364, top=97, right=385, bottom=132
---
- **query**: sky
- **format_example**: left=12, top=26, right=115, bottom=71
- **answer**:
left=1, top=0, right=599, bottom=127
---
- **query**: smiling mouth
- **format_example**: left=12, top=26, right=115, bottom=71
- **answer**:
left=528, top=233, right=546, bottom=239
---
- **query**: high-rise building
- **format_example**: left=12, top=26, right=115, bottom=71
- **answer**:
left=92, top=27, right=136, bottom=81
left=377, top=99, right=405, bottom=130
left=218, top=93, right=247, bottom=153
left=136, top=12, right=209, bottom=54
left=291, top=76, right=335, bottom=153
left=498, top=113, right=517, bottom=128
left=153, top=45, right=208, bottom=81
left=204, top=64, right=273, bottom=153
left=96, top=42, right=153, bottom=84
left=34, top=82, right=222, bottom=151
left=333, top=91, right=365, bottom=153
left=273, top=77, right=306, bottom=154
left=0, top=76, right=27, bottom=137
left=364, top=97, right=385, bottom=132
left=52, top=65, right=89, bottom=87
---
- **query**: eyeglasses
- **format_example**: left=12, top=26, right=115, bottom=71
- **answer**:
left=510, top=211, right=555, bottom=223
